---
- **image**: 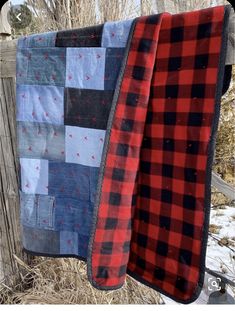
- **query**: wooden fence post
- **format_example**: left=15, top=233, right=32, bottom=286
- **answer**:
left=0, top=1, right=30, bottom=288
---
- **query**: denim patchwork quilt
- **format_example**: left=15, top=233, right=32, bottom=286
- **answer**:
left=16, top=6, right=231, bottom=303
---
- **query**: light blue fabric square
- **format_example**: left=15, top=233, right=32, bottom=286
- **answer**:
left=17, top=121, right=65, bottom=161
left=17, top=31, right=57, bottom=48
left=20, top=158, right=48, bottom=195
left=16, top=47, right=66, bottom=86
left=65, top=125, right=105, bottom=167
left=16, top=84, right=64, bottom=125
left=60, top=231, right=79, bottom=254
left=101, top=19, right=134, bottom=47
left=20, top=191, right=37, bottom=226
left=48, top=162, right=90, bottom=200
left=65, top=48, right=106, bottom=90
left=20, top=191, right=55, bottom=230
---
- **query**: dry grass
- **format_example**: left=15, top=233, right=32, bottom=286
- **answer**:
left=0, top=256, right=163, bottom=304
left=209, top=224, right=222, bottom=234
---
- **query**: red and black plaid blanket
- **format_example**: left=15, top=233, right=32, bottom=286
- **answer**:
left=87, top=5, right=231, bottom=303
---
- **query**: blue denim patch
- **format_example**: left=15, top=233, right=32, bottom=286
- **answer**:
left=20, top=158, right=48, bottom=195
left=101, top=19, right=134, bottom=47
left=16, top=47, right=66, bottom=86
left=65, top=125, right=105, bottom=167
left=16, top=84, right=64, bottom=125
left=54, top=197, right=93, bottom=236
left=65, top=48, right=106, bottom=90
left=17, top=32, right=57, bottom=48
left=20, top=191, right=56, bottom=230
left=48, top=162, right=90, bottom=200
left=60, top=231, right=79, bottom=254
left=104, top=48, right=125, bottom=90
left=22, top=225, right=60, bottom=254
left=17, top=121, right=65, bottom=161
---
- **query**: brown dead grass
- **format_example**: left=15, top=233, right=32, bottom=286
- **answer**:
left=0, top=256, right=163, bottom=304
left=209, top=224, right=222, bottom=234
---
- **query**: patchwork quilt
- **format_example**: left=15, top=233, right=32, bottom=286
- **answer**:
left=16, top=5, right=231, bottom=303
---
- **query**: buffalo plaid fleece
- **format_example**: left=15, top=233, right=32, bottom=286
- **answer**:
left=16, top=5, right=231, bottom=304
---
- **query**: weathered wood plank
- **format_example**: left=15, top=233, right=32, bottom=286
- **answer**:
left=212, top=172, right=235, bottom=201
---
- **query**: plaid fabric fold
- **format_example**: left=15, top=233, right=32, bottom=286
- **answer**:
left=87, top=5, right=230, bottom=303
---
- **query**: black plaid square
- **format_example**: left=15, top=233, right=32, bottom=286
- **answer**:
left=159, top=215, right=171, bottom=230
left=194, top=54, right=209, bottom=69
left=139, top=209, right=150, bottom=223
left=109, top=192, right=121, bottom=206
left=182, top=221, right=194, bottom=238
left=105, top=217, right=118, bottom=229
left=137, top=256, right=146, bottom=270
left=156, top=241, right=168, bottom=256
left=101, top=241, right=113, bottom=254
left=112, top=168, right=125, bottom=181
left=164, top=112, right=177, bottom=125
left=175, top=276, right=188, bottom=292
left=126, top=92, right=138, bottom=106
left=186, top=140, right=199, bottom=154
left=188, top=112, right=203, bottom=126
left=121, top=119, right=134, bottom=132
left=146, top=15, right=160, bottom=24
left=191, top=84, right=205, bottom=98
left=184, top=168, right=197, bottom=183
left=132, top=66, right=145, bottom=80
left=137, top=233, right=148, bottom=248
left=154, top=266, right=165, bottom=281
left=168, top=57, right=182, bottom=71
left=183, top=194, right=196, bottom=210
left=96, top=266, right=109, bottom=279
left=166, top=85, right=178, bottom=98
left=179, top=249, right=192, bottom=265
left=142, top=137, right=151, bottom=149
left=161, top=189, right=172, bottom=204
left=162, top=164, right=174, bottom=178
left=146, top=111, right=154, bottom=124
left=170, top=26, right=184, bottom=42
left=140, top=185, right=151, bottom=198
left=116, top=143, right=129, bottom=156
left=140, top=161, right=151, bottom=174
left=197, top=22, right=212, bottom=39
left=138, top=38, right=152, bottom=52
left=163, top=138, right=174, bottom=151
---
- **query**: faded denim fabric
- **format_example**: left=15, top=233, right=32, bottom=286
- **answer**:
left=104, top=48, right=125, bottom=90
left=54, top=197, right=93, bottom=236
left=20, top=191, right=55, bottom=229
left=101, top=18, right=134, bottom=47
left=20, top=158, right=49, bottom=195
left=17, top=121, right=65, bottom=161
left=48, top=162, right=90, bottom=200
left=22, top=226, right=60, bottom=254
left=65, top=125, right=105, bottom=167
left=65, top=48, right=106, bottom=89
left=16, top=47, right=66, bottom=86
left=16, top=19, right=130, bottom=259
left=17, top=31, right=57, bottom=48
left=16, top=84, right=64, bottom=125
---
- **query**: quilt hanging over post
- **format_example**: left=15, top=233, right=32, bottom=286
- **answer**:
left=16, top=5, right=231, bottom=304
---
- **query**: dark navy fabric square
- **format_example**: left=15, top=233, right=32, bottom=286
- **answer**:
left=64, top=88, right=113, bottom=129
left=104, top=48, right=125, bottom=90
left=56, top=24, right=104, bottom=47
